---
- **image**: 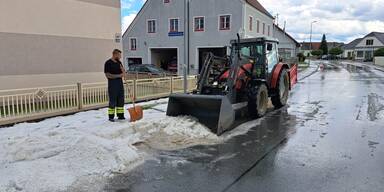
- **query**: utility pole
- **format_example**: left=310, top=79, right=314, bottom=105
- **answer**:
left=309, top=21, right=317, bottom=65
left=309, top=21, right=317, bottom=51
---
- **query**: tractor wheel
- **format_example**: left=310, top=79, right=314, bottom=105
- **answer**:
left=248, top=84, right=269, bottom=118
left=272, top=69, right=290, bottom=108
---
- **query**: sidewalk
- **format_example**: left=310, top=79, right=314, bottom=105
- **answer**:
left=298, top=61, right=319, bottom=81
left=0, top=98, right=221, bottom=192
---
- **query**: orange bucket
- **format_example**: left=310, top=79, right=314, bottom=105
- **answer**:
left=128, top=105, right=143, bottom=122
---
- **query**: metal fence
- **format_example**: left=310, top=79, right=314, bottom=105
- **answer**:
left=0, top=76, right=198, bottom=126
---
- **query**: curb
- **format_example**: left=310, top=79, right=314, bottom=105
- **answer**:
left=298, top=64, right=319, bottom=81
left=374, top=67, right=384, bottom=73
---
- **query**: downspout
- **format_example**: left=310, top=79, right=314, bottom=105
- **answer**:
left=183, top=0, right=190, bottom=93
left=187, top=0, right=190, bottom=74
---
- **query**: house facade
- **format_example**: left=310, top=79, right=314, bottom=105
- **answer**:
left=123, top=0, right=275, bottom=75
left=0, top=0, right=122, bottom=89
left=354, top=32, right=384, bottom=61
left=273, top=25, right=300, bottom=62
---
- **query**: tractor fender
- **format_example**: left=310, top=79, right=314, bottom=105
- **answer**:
left=270, top=63, right=290, bottom=89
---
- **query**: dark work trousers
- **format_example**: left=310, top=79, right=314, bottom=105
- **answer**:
left=108, top=78, right=125, bottom=119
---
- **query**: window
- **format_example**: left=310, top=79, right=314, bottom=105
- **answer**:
left=169, top=18, right=179, bottom=32
left=257, top=20, right=260, bottom=33
left=194, top=17, right=205, bottom=32
left=147, top=20, right=156, bottom=33
left=357, top=51, right=364, bottom=57
left=262, top=23, right=265, bottom=35
left=130, top=38, right=137, bottom=50
left=268, top=25, right=270, bottom=36
left=267, top=43, right=278, bottom=69
left=366, top=39, right=374, bottom=46
left=249, top=16, right=253, bottom=31
left=219, top=15, right=231, bottom=30
left=164, top=0, right=170, bottom=3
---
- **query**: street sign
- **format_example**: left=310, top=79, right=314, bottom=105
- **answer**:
left=168, top=32, right=184, bottom=37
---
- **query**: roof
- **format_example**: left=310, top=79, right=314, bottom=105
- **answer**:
left=246, top=0, right=274, bottom=19
left=365, top=32, right=384, bottom=44
left=343, top=38, right=362, bottom=50
left=301, top=42, right=344, bottom=50
left=274, top=24, right=300, bottom=47
left=301, top=42, right=321, bottom=50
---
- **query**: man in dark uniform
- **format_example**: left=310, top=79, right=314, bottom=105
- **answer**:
left=104, top=49, right=125, bottom=122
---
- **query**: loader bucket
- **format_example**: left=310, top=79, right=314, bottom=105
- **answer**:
left=167, top=94, right=235, bottom=135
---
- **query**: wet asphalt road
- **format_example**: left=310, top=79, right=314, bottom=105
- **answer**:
left=105, top=61, right=384, bottom=192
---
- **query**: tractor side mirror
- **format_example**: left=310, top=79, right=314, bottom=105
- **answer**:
left=267, top=43, right=273, bottom=51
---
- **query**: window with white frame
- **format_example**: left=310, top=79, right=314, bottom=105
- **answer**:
left=219, top=15, right=231, bottom=30
left=164, top=0, right=170, bottom=3
left=249, top=16, right=253, bottom=31
left=130, top=38, right=137, bottom=50
left=357, top=51, right=364, bottom=57
left=194, top=17, right=204, bottom=31
left=169, top=18, right=179, bottom=32
left=147, top=20, right=156, bottom=33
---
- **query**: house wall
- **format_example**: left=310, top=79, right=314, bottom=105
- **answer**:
left=188, top=0, right=244, bottom=74
left=243, top=3, right=274, bottom=38
left=375, top=57, right=384, bottom=67
left=123, top=0, right=186, bottom=74
left=0, top=0, right=121, bottom=89
left=273, top=28, right=298, bottom=59
left=355, top=36, right=384, bottom=48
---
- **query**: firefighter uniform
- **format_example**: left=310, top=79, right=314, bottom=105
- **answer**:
left=104, top=59, right=125, bottom=120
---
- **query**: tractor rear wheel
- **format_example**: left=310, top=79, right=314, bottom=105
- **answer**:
left=272, top=69, right=290, bottom=108
left=248, top=84, right=268, bottom=118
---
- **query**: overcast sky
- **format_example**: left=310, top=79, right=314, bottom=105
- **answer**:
left=121, top=0, right=384, bottom=43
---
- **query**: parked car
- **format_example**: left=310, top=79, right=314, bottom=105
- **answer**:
left=127, top=64, right=174, bottom=79
left=167, top=57, right=178, bottom=73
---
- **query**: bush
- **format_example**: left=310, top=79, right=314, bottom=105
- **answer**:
left=311, top=50, right=323, bottom=56
left=329, top=47, right=344, bottom=56
left=374, top=48, right=384, bottom=57
left=297, top=53, right=306, bottom=62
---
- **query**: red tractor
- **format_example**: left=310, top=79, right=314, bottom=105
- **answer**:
left=167, top=36, right=298, bottom=135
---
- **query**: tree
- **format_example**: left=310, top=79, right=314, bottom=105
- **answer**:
left=374, top=48, right=384, bottom=57
left=311, top=50, right=323, bottom=57
left=319, top=34, right=328, bottom=55
left=329, top=47, right=343, bottom=56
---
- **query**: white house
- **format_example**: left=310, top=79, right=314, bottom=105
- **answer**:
left=273, top=24, right=300, bottom=63
left=122, top=0, right=275, bottom=75
left=354, top=32, right=384, bottom=61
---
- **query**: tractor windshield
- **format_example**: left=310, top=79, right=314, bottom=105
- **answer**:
left=236, top=43, right=264, bottom=65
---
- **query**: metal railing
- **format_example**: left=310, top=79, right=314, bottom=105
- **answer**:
left=0, top=76, right=197, bottom=126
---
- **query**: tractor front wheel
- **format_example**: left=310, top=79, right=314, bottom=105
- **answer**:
left=272, top=69, right=290, bottom=108
left=248, top=84, right=269, bottom=118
